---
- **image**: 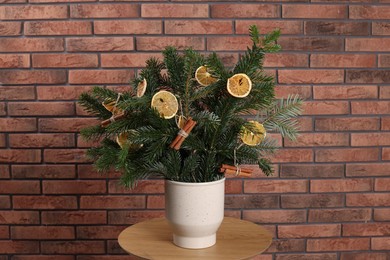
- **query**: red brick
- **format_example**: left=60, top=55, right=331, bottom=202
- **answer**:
left=311, top=54, right=375, bottom=68
left=147, top=195, right=164, bottom=209
left=12, top=165, right=76, bottom=179
left=0, top=38, right=63, bottom=52
left=225, top=194, right=279, bottom=209
left=0, top=134, right=5, bottom=147
left=0, top=86, right=35, bottom=100
left=383, top=118, right=390, bottom=130
left=101, top=53, right=163, bottom=68
left=225, top=179, right=243, bottom=194
left=244, top=180, right=307, bottom=193
left=347, top=193, right=390, bottom=206
left=314, top=85, right=377, bottom=99
left=282, top=194, right=344, bottom=208
left=305, top=21, right=369, bottom=36
left=13, top=256, right=75, bottom=260
left=347, top=70, right=390, bottom=84
left=8, top=102, right=73, bottom=116
left=165, top=20, right=232, bottom=35
left=0, top=70, right=66, bottom=85
left=77, top=226, right=126, bottom=239
left=41, top=241, right=105, bottom=254
left=380, top=86, right=390, bottom=99
left=311, top=179, right=372, bottom=193
left=375, top=178, right=390, bottom=191
left=304, top=101, right=349, bottom=115
left=77, top=257, right=137, bottom=260
left=309, top=208, right=371, bottom=222
left=77, top=135, right=102, bottom=148
left=211, top=4, right=278, bottom=18
left=43, top=180, right=106, bottom=194
left=280, top=164, right=344, bottom=178
left=44, top=149, right=90, bottom=163
left=42, top=211, right=106, bottom=224
left=352, top=133, right=390, bottom=146
left=143, top=4, right=208, bottom=18
left=341, top=252, right=390, bottom=260
left=0, top=5, right=67, bottom=20
left=276, top=254, right=337, bottom=260
left=343, top=223, right=390, bottom=236
left=379, top=55, right=390, bottom=68
left=69, top=69, right=133, bottom=84
left=33, top=54, right=98, bottom=68
left=137, top=37, right=204, bottom=51
left=207, top=36, right=251, bottom=51
left=9, top=133, right=75, bottom=148
left=0, top=226, right=8, bottom=239
left=0, top=21, right=22, bottom=35
left=94, top=20, right=161, bottom=35
left=373, top=22, right=390, bottom=35
left=39, top=118, right=99, bottom=132
left=352, top=101, right=390, bottom=114
left=316, top=148, right=379, bottom=162
left=25, top=21, right=91, bottom=36
left=372, top=237, right=390, bottom=250
left=278, top=224, right=340, bottom=238
left=350, top=5, right=390, bottom=19
left=0, top=196, right=10, bottom=209
left=0, top=118, right=37, bottom=132
left=236, top=20, right=302, bottom=35
left=37, top=86, right=93, bottom=100
left=272, top=149, right=313, bottom=163
left=265, top=54, right=308, bottom=68
left=0, top=241, right=39, bottom=254
left=71, top=4, right=138, bottom=18
left=347, top=163, right=390, bottom=177
left=285, top=133, right=348, bottom=147
left=11, top=226, right=75, bottom=240
left=243, top=210, right=306, bottom=224
left=278, top=37, right=343, bottom=52
left=316, top=117, right=379, bottom=131
left=0, top=211, right=39, bottom=224
left=374, top=209, right=390, bottom=221
left=66, top=37, right=134, bottom=52
left=107, top=240, right=126, bottom=254
left=0, top=149, right=41, bottom=163
left=80, top=195, right=145, bottom=209
left=283, top=4, right=346, bottom=18
left=108, top=210, right=165, bottom=224
left=13, top=196, right=77, bottom=209
left=266, top=239, right=305, bottom=253
left=0, top=54, right=30, bottom=68
left=279, top=70, right=344, bottom=84
left=0, top=181, right=40, bottom=194
left=347, top=38, right=390, bottom=51
left=307, top=238, right=369, bottom=251
left=275, top=86, right=311, bottom=99
left=109, top=179, right=164, bottom=194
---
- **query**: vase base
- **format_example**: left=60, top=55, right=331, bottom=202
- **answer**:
left=173, top=234, right=216, bottom=249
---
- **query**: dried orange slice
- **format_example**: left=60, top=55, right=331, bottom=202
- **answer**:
left=227, top=73, right=252, bottom=98
left=137, top=78, right=147, bottom=97
left=195, top=65, right=217, bottom=86
left=102, top=99, right=123, bottom=115
left=240, top=121, right=266, bottom=146
left=151, top=90, right=178, bottom=119
left=116, top=132, right=129, bottom=149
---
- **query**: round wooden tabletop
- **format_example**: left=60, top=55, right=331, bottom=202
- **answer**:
left=118, top=217, right=273, bottom=260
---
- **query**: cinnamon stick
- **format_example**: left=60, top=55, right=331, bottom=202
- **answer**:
left=173, top=120, right=196, bottom=149
left=221, top=168, right=252, bottom=178
left=101, top=113, right=126, bottom=127
left=220, top=164, right=253, bottom=177
left=169, top=117, right=197, bottom=150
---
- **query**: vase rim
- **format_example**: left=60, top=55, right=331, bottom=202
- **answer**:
left=165, top=178, right=225, bottom=186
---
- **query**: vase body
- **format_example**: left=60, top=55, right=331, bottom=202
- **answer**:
left=165, top=178, right=225, bottom=249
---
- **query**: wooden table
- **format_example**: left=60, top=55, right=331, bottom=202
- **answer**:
left=118, top=217, right=273, bottom=260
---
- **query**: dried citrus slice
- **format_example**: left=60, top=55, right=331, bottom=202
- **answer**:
left=116, top=132, right=129, bottom=149
left=227, top=73, right=252, bottom=98
left=137, top=78, right=147, bottom=97
left=151, top=90, right=178, bottom=119
left=195, top=65, right=217, bottom=86
left=102, top=99, right=123, bottom=115
left=240, top=121, right=266, bottom=146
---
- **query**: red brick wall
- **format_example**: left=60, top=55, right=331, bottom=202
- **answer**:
left=0, top=0, right=389, bottom=259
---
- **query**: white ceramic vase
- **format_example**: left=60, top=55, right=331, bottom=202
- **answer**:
left=165, top=178, right=225, bottom=249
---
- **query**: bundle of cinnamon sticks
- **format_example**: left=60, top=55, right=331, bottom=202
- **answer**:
left=170, top=117, right=197, bottom=150
left=101, top=113, right=125, bottom=127
left=220, top=164, right=253, bottom=177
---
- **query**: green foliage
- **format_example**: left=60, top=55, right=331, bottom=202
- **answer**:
left=78, top=26, right=303, bottom=187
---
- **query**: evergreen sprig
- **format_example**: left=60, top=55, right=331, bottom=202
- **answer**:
left=78, top=25, right=303, bottom=187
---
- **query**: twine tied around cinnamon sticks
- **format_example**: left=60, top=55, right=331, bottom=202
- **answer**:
left=170, top=117, right=197, bottom=150
left=220, top=164, right=253, bottom=178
